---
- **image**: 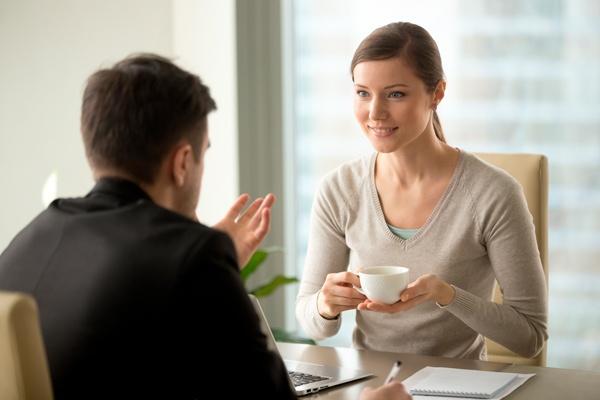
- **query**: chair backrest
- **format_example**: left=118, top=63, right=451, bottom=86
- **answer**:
left=0, top=291, right=53, bottom=400
left=475, top=153, right=549, bottom=367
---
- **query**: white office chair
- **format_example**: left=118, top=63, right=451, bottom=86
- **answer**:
left=475, top=153, right=549, bottom=367
left=0, top=291, right=53, bottom=400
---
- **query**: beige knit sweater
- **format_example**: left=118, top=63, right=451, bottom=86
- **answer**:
left=296, top=150, right=547, bottom=359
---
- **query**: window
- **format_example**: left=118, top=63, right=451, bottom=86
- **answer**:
left=286, top=0, right=600, bottom=370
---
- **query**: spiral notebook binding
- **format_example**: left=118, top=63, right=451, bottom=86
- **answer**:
left=411, top=388, right=491, bottom=399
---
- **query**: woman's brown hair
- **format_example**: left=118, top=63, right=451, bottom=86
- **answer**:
left=350, top=22, right=446, bottom=142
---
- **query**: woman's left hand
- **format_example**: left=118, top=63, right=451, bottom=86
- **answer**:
left=357, top=274, right=455, bottom=313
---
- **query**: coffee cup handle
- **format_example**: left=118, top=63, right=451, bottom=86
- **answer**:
left=354, top=286, right=365, bottom=295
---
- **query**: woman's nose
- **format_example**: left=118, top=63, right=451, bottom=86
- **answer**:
left=369, top=99, right=388, bottom=120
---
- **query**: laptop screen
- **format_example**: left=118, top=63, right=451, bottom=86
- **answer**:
left=247, top=294, right=373, bottom=396
left=248, top=294, right=282, bottom=355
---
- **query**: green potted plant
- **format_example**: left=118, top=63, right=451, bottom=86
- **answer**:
left=241, top=247, right=297, bottom=297
left=241, top=247, right=315, bottom=345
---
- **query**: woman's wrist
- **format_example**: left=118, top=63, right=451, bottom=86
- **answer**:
left=317, top=291, right=339, bottom=320
left=435, top=281, right=456, bottom=306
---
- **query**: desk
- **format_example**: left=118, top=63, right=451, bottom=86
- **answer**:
left=277, top=342, right=600, bottom=399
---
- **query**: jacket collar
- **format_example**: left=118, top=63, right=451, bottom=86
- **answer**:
left=87, top=177, right=152, bottom=204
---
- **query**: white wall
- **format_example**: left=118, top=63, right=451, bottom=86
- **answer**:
left=0, top=0, right=238, bottom=250
left=173, top=0, right=238, bottom=225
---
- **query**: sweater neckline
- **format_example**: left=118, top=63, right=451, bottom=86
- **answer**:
left=367, top=149, right=466, bottom=246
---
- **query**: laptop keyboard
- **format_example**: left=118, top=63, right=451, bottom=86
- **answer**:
left=288, top=371, right=329, bottom=387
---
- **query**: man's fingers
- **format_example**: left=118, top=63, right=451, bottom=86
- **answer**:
left=248, top=193, right=276, bottom=229
left=259, top=193, right=276, bottom=209
left=236, top=197, right=262, bottom=224
left=253, top=208, right=271, bottom=243
left=224, top=193, right=250, bottom=221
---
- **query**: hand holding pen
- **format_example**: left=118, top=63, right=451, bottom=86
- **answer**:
left=359, top=361, right=411, bottom=400
left=385, top=361, right=403, bottom=383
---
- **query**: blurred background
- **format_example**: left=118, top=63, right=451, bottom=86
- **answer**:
left=1, top=0, right=598, bottom=371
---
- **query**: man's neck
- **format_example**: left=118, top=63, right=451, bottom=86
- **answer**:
left=92, top=165, right=198, bottom=221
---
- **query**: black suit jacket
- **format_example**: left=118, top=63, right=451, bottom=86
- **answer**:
left=0, top=178, right=296, bottom=399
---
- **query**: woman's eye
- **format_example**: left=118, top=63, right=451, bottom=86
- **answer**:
left=356, top=90, right=369, bottom=97
left=389, top=91, right=405, bottom=98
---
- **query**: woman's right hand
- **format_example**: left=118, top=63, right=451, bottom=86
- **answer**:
left=360, top=382, right=412, bottom=400
left=317, top=271, right=366, bottom=319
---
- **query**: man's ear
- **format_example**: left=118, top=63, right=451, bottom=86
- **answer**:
left=171, top=143, right=193, bottom=187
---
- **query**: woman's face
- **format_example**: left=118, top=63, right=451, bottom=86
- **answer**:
left=353, top=57, right=435, bottom=154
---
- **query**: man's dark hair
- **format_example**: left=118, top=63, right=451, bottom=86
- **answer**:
left=81, top=53, right=216, bottom=183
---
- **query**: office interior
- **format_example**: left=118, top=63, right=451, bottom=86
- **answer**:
left=0, top=0, right=598, bottom=375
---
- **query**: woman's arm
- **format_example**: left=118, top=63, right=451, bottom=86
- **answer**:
left=295, top=179, right=359, bottom=340
left=444, top=179, right=548, bottom=357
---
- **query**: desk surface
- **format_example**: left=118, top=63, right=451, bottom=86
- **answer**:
left=277, top=342, right=600, bottom=400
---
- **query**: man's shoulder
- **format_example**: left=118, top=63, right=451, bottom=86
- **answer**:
left=54, top=193, right=219, bottom=238
left=132, top=206, right=237, bottom=266
left=0, top=195, right=238, bottom=278
left=52, top=195, right=237, bottom=269
left=183, top=223, right=236, bottom=262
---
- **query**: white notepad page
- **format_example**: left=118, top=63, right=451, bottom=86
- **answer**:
left=405, top=367, right=520, bottom=399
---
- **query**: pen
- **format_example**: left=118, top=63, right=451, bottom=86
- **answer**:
left=384, top=360, right=403, bottom=384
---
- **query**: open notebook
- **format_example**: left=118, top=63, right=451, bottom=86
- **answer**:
left=405, top=367, right=527, bottom=399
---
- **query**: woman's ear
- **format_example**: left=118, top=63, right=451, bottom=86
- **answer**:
left=432, top=80, right=446, bottom=109
left=171, top=143, right=193, bottom=187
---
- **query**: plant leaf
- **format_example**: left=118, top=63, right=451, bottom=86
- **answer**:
left=240, top=247, right=284, bottom=282
left=250, top=275, right=298, bottom=297
left=271, top=328, right=316, bottom=345
left=240, top=250, right=268, bottom=282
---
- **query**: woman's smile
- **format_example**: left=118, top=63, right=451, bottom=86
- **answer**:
left=368, top=125, right=398, bottom=137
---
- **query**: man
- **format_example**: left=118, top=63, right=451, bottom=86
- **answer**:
left=0, top=54, right=410, bottom=399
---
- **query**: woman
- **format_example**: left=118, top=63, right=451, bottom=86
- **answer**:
left=295, top=22, right=548, bottom=360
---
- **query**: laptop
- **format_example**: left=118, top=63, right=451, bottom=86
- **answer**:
left=248, top=294, right=372, bottom=396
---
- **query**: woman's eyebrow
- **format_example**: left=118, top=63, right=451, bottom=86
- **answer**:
left=384, top=83, right=409, bottom=89
left=354, top=83, right=409, bottom=89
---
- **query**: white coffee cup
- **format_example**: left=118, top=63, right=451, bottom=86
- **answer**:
left=356, top=266, right=410, bottom=304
